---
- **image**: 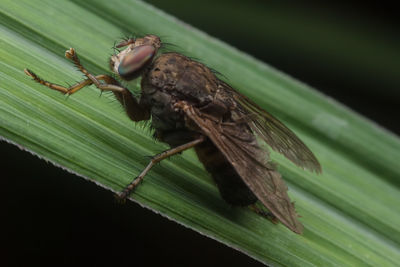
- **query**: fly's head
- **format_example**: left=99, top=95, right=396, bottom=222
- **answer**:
left=110, top=34, right=161, bottom=81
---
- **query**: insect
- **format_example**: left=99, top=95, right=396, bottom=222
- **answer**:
left=25, top=34, right=321, bottom=234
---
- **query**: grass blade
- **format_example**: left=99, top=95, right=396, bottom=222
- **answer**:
left=1, top=0, right=399, bottom=265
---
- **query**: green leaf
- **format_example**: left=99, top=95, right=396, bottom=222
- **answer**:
left=1, top=0, right=399, bottom=266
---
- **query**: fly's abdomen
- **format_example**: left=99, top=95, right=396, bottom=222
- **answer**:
left=195, top=139, right=258, bottom=206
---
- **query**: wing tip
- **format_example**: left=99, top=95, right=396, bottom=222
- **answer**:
left=306, top=163, right=323, bottom=174
left=278, top=215, right=304, bottom=234
left=292, top=226, right=304, bottom=235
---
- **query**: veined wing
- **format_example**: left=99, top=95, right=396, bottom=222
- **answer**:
left=178, top=102, right=304, bottom=234
left=229, top=87, right=321, bottom=173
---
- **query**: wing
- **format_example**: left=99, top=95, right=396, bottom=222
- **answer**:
left=177, top=102, right=304, bottom=234
left=226, top=86, right=322, bottom=173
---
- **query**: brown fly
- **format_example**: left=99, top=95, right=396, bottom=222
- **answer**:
left=24, top=34, right=321, bottom=234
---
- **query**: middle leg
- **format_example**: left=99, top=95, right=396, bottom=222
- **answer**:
left=117, top=135, right=206, bottom=200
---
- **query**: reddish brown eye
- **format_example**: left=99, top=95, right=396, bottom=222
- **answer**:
left=118, top=45, right=155, bottom=80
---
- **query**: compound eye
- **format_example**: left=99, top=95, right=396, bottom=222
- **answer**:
left=118, top=45, right=155, bottom=80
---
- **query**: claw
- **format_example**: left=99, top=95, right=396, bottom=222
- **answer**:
left=114, top=192, right=127, bottom=204
left=65, top=48, right=76, bottom=59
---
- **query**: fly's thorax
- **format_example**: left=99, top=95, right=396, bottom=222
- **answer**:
left=139, top=52, right=236, bottom=132
left=144, top=53, right=220, bottom=105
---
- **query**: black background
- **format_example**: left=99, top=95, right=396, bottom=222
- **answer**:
left=3, top=1, right=399, bottom=266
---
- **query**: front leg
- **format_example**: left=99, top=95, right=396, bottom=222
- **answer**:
left=25, top=48, right=150, bottom=122
left=64, top=48, right=123, bottom=93
left=65, top=48, right=151, bottom=121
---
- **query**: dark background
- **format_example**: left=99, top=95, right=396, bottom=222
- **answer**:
left=3, top=1, right=399, bottom=266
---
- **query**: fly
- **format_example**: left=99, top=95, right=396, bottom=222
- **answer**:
left=25, top=34, right=321, bottom=234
